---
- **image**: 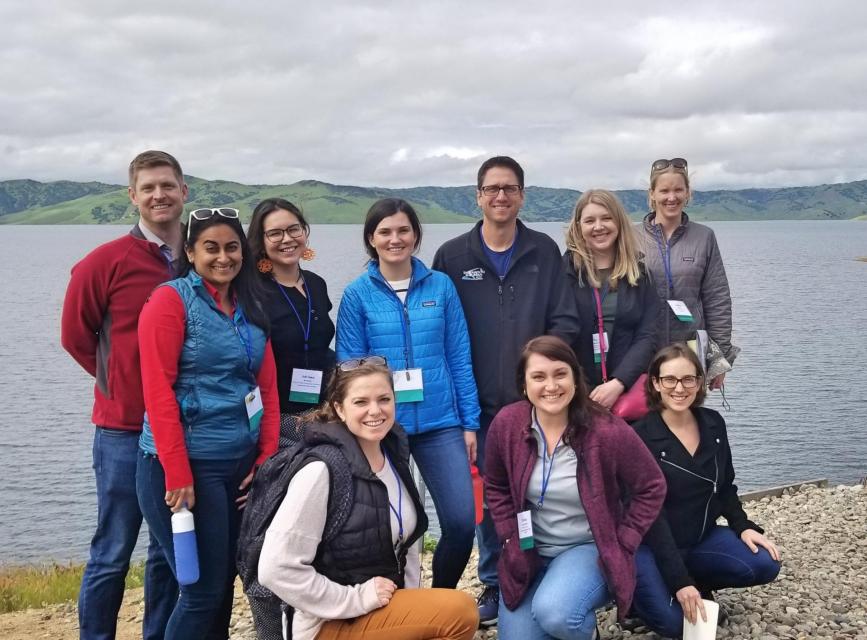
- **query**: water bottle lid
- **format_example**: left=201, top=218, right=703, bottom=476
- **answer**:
left=171, top=507, right=195, bottom=533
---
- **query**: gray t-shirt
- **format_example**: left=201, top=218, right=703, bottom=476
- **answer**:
left=525, top=412, right=593, bottom=557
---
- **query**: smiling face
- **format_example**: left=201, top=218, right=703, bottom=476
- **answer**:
left=649, top=171, right=688, bottom=225
left=653, top=356, right=701, bottom=413
left=579, top=201, right=620, bottom=261
left=524, top=353, right=576, bottom=422
left=262, top=208, right=308, bottom=270
left=333, top=372, right=396, bottom=447
left=477, top=166, right=525, bottom=226
left=368, top=211, right=416, bottom=270
left=128, top=165, right=188, bottom=229
left=185, top=223, right=242, bottom=293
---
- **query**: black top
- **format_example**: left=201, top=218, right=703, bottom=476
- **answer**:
left=633, top=408, right=762, bottom=592
left=260, top=270, right=336, bottom=414
left=432, top=220, right=581, bottom=417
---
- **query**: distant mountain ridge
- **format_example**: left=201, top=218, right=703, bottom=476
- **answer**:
left=2, top=176, right=866, bottom=224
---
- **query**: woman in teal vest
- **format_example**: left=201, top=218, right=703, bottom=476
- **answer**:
left=137, top=208, right=280, bottom=639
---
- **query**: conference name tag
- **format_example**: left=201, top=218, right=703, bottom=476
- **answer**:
left=245, top=386, right=264, bottom=431
left=517, top=510, right=535, bottom=550
left=667, top=299, right=695, bottom=323
left=592, top=331, right=609, bottom=363
left=288, top=368, right=323, bottom=404
left=393, top=368, right=424, bottom=403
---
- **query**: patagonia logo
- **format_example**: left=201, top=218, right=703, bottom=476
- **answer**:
left=462, top=267, right=485, bottom=281
left=422, top=300, right=436, bottom=307
left=682, top=256, right=695, bottom=262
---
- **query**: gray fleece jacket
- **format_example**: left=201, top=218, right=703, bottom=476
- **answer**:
left=636, top=212, right=739, bottom=364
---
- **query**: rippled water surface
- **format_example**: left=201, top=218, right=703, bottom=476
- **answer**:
left=1, top=221, right=865, bottom=563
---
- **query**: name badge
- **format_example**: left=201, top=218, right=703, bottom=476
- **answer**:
left=667, top=299, right=695, bottom=323
left=245, top=386, right=264, bottom=431
left=517, top=510, right=535, bottom=550
left=393, top=368, right=424, bottom=403
left=289, top=368, right=323, bottom=404
left=592, top=331, right=609, bottom=363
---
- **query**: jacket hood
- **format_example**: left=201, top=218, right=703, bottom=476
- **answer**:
left=302, top=419, right=411, bottom=478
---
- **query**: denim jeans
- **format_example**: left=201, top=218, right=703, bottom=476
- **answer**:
left=632, top=525, right=781, bottom=638
left=78, top=427, right=177, bottom=640
left=475, top=413, right=500, bottom=586
left=137, top=449, right=257, bottom=640
left=498, top=543, right=610, bottom=640
left=409, top=426, right=476, bottom=588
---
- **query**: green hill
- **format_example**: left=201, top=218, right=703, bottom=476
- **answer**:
left=2, top=176, right=867, bottom=224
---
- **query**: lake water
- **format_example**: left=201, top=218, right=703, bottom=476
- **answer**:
left=1, top=221, right=866, bottom=564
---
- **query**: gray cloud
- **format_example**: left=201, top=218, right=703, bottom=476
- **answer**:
left=1, top=0, right=866, bottom=190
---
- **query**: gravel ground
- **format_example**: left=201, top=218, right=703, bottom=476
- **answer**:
left=2, top=483, right=864, bottom=639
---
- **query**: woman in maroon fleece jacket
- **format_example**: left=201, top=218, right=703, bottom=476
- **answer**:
left=484, top=336, right=665, bottom=640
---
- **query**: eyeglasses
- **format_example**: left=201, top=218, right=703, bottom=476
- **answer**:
left=186, top=208, right=240, bottom=240
left=337, top=355, right=388, bottom=372
left=651, top=158, right=688, bottom=172
left=479, top=184, right=522, bottom=197
left=264, top=224, right=306, bottom=243
left=657, top=375, right=702, bottom=390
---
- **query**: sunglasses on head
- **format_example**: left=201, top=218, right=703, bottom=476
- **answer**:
left=337, top=355, right=388, bottom=372
left=651, top=158, right=688, bottom=172
left=186, top=208, right=240, bottom=240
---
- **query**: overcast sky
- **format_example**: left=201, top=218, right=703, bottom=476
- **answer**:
left=3, top=1, right=867, bottom=191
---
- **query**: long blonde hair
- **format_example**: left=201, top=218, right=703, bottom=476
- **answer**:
left=565, top=189, right=641, bottom=289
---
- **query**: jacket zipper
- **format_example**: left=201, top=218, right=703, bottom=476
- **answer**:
left=660, top=457, right=719, bottom=541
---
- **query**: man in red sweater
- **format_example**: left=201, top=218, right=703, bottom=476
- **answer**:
left=61, top=150, right=187, bottom=640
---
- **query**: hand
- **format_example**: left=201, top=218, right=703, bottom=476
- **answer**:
left=708, top=372, right=726, bottom=390
left=372, top=577, right=397, bottom=607
left=235, top=468, right=256, bottom=510
left=741, top=529, right=781, bottom=561
left=676, top=585, right=707, bottom=626
left=589, top=379, right=625, bottom=409
left=165, top=484, right=195, bottom=512
left=463, top=431, right=477, bottom=465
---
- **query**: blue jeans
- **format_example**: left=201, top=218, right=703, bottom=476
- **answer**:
left=498, top=543, right=610, bottom=640
left=633, top=525, right=781, bottom=638
left=137, top=449, right=256, bottom=640
left=409, top=426, right=476, bottom=588
left=79, top=427, right=177, bottom=640
left=475, top=413, right=500, bottom=586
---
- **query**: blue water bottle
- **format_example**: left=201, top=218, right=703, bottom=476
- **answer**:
left=171, top=505, right=200, bottom=585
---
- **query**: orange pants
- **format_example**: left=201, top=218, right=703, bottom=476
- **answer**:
left=316, top=588, right=478, bottom=640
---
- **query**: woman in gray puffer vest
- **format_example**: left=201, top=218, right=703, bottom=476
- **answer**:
left=636, top=158, right=740, bottom=390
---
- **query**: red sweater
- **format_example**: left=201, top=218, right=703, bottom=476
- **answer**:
left=61, top=228, right=174, bottom=431
left=138, top=282, right=280, bottom=489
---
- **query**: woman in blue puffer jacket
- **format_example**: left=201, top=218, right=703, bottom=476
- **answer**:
left=336, top=197, right=481, bottom=590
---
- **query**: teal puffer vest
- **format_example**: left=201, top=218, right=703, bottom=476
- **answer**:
left=140, top=271, right=267, bottom=460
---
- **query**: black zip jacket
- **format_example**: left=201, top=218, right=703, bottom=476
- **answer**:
left=633, top=408, right=762, bottom=592
left=432, top=220, right=581, bottom=417
left=562, top=254, right=658, bottom=388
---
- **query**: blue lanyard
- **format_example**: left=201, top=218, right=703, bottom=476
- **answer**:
left=234, top=306, right=256, bottom=378
left=273, top=276, right=312, bottom=353
left=383, top=275, right=414, bottom=371
left=651, top=223, right=675, bottom=295
left=158, top=245, right=175, bottom=279
left=534, top=411, right=562, bottom=509
left=383, top=451, right=404, bottom=544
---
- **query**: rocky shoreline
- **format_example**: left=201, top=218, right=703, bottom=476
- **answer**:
left=2, top=483, right=864, bottom=639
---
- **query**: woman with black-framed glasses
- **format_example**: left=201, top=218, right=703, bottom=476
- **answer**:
left=630, top=344, right=780, bottom=637
left=136, top=209, right=280, bottom=639
left=636, top=159, right=740, bottom=391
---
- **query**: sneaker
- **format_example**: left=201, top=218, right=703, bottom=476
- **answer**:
left=477, top=585, right=499, bottom=626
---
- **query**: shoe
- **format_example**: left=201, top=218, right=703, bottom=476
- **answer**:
left=700, top=590, right=729, bottom=627
left=477, top=585, right=499, bottom=626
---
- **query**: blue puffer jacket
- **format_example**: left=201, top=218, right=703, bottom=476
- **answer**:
left=336, top=257, right=480, bottom=434
left=140, top=270, right=267, bottom=460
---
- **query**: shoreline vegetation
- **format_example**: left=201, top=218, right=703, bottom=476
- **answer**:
left=2, top=176, right=867, bottom=224
left=2, top=483, right=865, bottom=639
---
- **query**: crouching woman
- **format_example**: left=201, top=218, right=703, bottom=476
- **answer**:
left=484, top=336, right=666, bottom=640
left=258, top=357, right=478, bottom=640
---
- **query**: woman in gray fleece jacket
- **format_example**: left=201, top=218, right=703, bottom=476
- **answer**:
left=636, top=158, right=740, bottom=389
